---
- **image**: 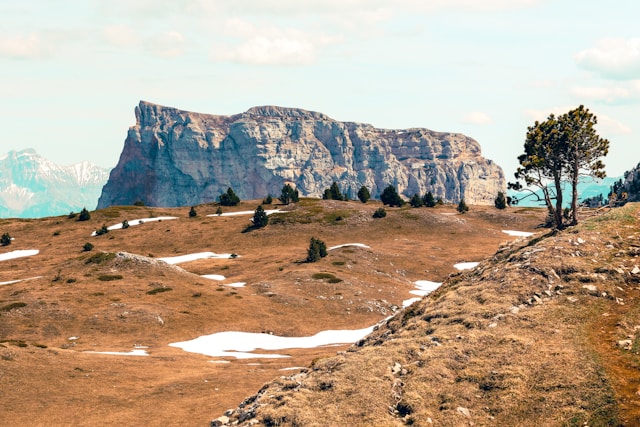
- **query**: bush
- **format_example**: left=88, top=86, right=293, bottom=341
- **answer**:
left=216, top=206, right=223, bottom=215
left=121, top=219, right=130, bottom=229
left=78, top=207, right=91, bottom=221
left=1, top=233, right=11, bottom=246
left=357, top=186, right=370, bottom=203
left=147, top=287, right=173, bottom=295
left=263, top=194, right=273, bottom=205
left=189, top=206, right=197, bottom=217
left=423, top=191, right=436, bottom=207
left=133, top=200, right=145, bottom=206
left=323, top=182, right=346, bottom=201
left=95, top=224, right=109, bottom=236
left=68, top=211, right=77, bottom=219
left=410, top=193, right=424, bottom=208
left=83, top=242, right=94, bottom=252
left=380, top=185, right=404, bottom=207
left=97, top=274, right=123, bottom=281
left=252, top=205, right=269, bottom=228
left=373, top=207, right=387, bottom=218
left=494, top=191, right=507, bottom=209
left=219, top=187, right=240, bottom=206
left=457, top=199, right=469, bottom=213
left=279, top=184, right=299, bottom=205
left=307, top=237, right=328, bottom=262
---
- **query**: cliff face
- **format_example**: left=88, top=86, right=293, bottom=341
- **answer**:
left=97, top=101, right=505, bottom=208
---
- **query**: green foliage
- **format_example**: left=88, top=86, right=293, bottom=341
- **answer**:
left=97, top=274, right=123, bottom=281
left=263, top=194, right=273, bottom=205
left=85, top=252, right=116, bottom=264
left=423, top=192, right=436, bottom=207
left=78, top=207, right=91, bottom=221
left=410, top=193, right=424, bottom=208
left=307, top=237, right=328, bottom=263
left=357, top=186, right=370, bottom=203
left=312, top=272, right=343, bottom=283
left=457, top=199, right=469, bottom=213
left=219, top=187, right=240, bottom=206
left=83, top=242, right=94, bottom=252
left=189, top=206, right=197, bottom=217
left=95, top=224, right=109, bottom=236
left=510, top=105, right=609, bottom=228
left=147, top=287, right=173, bottom=295
left=1, top=233, right=11, bottom=246
left=252, top=205, right=269, bottom=228
left=323, top=182, right=346, bottom=201
left=373, top=207, right=387, bottom=218
left=216, top=206, right=223, bottom=215
left=380, top=185, right=405, bottom=207
left=279, top=184, right=299, bottom=205
left=494, top=191, right=507, bottom=209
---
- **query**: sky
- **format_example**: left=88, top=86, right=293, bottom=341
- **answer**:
left=2, top=0, right=640, bottom=180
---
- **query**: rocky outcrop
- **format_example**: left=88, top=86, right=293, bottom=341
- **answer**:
left=98, top=101, right=505, bottom=208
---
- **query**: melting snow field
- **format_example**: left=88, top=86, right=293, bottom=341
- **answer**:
left=201, top=274, right=226, bottom=281
left=91, top=216, right=178, bottom=235
left=454, top=262, right=479, bottom=270
left=0, top=276, right=42, bottom=286
left=159, top=252, right=238, bottom=265
left=0, top=249, right=39, bottom=262
left=85, top=349, right=149, bottom=357
left=207, top=209, right=281, bottom=217
left=169, top=326, right=376, bottom=359
left=328, top=243, right=371, bottom=251
left=502, top=230, right=535, bottom=237
left=403, top=280, right=442, bottom=307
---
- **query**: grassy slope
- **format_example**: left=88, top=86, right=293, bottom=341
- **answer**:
left=0, top=199, right=582, bottom=426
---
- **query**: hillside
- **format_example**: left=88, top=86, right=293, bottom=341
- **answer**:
left=0, top=199, right=545, bottom=426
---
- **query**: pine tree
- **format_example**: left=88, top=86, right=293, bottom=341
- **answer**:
left=494, top=192, right=507, bottom=209
left=323, top=182, right=345, bottom=200
left=263, top=194, right=273, bottom=205
left=279, top=184, right=299, bottom=205
left=122, top=219, right=130, bottom=229
left=423, top=191, right=436, bottom=207
left=457, top=199, right=469, bottom=213
left=219, top=187, right=240, bottom=206
left=1, top=233, right=11, bottom=246
left=357, top=186, right=370, bottom=203
left=78, top=207, right=91, bottom=221
left=380, top=185, right=405, bottom=207
left=189, top=206, right=197, bottom=217
left=410, top=193, right=424, bottom=208
left=252, top=205, right=269, bottom=228
left=306, top=237, right=328, bottom=262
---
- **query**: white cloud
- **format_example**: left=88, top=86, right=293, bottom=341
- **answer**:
left=0, top=33, right=48, bottom=59
left=463, top=111, right=493, bottom=125
left=575, top=38, right=640, bottom=80
left=103, top=24, right=140, bottom=48
left=147, top=31, right=187, bottom=58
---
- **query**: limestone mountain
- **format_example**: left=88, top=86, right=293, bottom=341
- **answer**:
left=97, top=101, right=505, bottom=208
left=0, top=149, right=110, bottom=218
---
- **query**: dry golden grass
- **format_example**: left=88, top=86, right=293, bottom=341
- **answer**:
left=0, top=199, right=565, bottom=426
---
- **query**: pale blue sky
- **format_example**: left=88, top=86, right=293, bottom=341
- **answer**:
left=1, top=0, right=639, bottom=180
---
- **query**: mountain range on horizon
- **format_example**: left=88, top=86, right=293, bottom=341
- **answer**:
left=0, top=149, right=110, bottom=218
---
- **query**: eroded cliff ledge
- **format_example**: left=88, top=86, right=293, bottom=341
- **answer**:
left=98, top=101, right=505, bottom=208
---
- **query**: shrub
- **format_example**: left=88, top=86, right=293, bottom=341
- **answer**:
left=279, top=184, right=299, bottom=205
left=263, top=194, right=273, bottom=205
left=95, top=225, right=109, bottom=236
left=146, top=287, right=173, bottom=295
left=121, top=219, right=130, bottom=229
left=494, top=191, right=507, bottom=209
left=78, top=207, right=91, bottom=221
left=423, top=191, right=436, bottom=207
left=252, top=205, right=269, bottom=228
left=97, top=274, right=123, bottom=281
left=323, top=182, right=346, bottom=201
left=457, top=199, right=469, bottom=213
left=219, top=187, right=240, bottom=206
left=216, top=206, right=223, bottom=216
left=68, top=211, right=77, bottom=219
left=189, top=206, right=197, bottom=217
left=307, top=237, right=328, bottom=262
left=133, top=200, right=145, bottom=206
left=83, top=242, right=94, bottom=252
left=1, top=233, right=11, bottom=246
left=380, top=185, right=404, bottom=207
left=357, top=186, right=370, bottom=203
left=410, top=193, right=424, bottom=208
left=1, top=302, right=27, bottom=312
left=373, top=207, right=387, bottom=218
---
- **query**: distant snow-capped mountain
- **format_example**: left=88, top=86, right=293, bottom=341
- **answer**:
left=0, top=149, right=111, bottom=218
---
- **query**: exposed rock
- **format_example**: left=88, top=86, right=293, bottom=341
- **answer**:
left=98, top=101, right=505, bottom=208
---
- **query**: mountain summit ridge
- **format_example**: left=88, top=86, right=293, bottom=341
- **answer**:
left=98, top=101, right=505, bottom=208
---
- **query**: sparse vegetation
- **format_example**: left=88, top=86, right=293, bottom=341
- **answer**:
left=1, top=302, right=27, bottom=312
left=307, top=237, right=328, bottom=262
left=97, top=274, right=123, bottom=281
left=147, top=287, right=173, bottom=295
left=312, top=272, right=343, bottom=283
left=85, top=252, right=116, bottom=264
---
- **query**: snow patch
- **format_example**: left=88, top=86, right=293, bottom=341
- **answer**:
left=0, top=276, right=42, bottom=286
left=502, top=230, right=534, bottom=237
left=92, top=216, right=178, bottom=235
left=403, top=280, right=442, bottom=307
left=85, top=349, right=149, bottom=357
left=0, top=249, right=39, bottom=262
left=454, top=262, right=479, bottom=270
left=160, top=252, right=238, bottom=265
left=328, top=243, right=370, bottom=250
left=207, top=209, right=281, bottom=217
left=201, top=274, right=226, bottom=281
